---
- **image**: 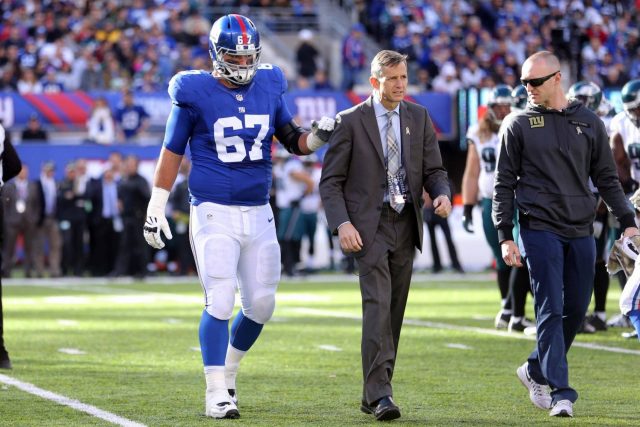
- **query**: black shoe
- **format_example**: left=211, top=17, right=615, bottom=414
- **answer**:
left=452, top=264, right=465, bottom=274
left=374, top=396, right=401, bottom=421
left=577, top=317, right=596, bottom=334
left=0, top=349, right=11, bottom=369
left=585, top=314, right=607, bottom=331
left=360, top=399, right=374, bottom=415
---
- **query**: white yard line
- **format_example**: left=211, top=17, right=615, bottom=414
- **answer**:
left=291, top=307, right=640, bottom=356
left=0, top=374, right=147, bottom=427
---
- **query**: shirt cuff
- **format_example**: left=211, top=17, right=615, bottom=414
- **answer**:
left=497, top=227, right=514, bottom=244
left=337, top=221, right=351, bottom=231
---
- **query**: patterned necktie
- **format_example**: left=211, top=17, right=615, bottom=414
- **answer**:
left=386, top=111, right=404, bottom=213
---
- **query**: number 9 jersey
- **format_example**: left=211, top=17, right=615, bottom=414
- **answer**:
left=465, top=123, right=499, bottom=200
left=610, top=110, right=640, bottom=185
left=163, top=64, right=294, bottom=206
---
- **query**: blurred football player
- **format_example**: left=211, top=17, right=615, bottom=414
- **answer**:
left=462, top=86, right=515, bottom=324
left=462, top=85, right=534, bottom=332
left=510, top=85, right=529, bottom=112
left=142, top=14, right=334, bottom=419
left=609, top=78, right=640, bottom=334
left=567, top=81, right=612, bottom=334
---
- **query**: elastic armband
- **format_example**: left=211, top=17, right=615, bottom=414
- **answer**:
left=274, top=121, right=305, bottom=155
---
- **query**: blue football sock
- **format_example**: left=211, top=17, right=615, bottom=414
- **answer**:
left=230, top=310, right=264, bottom=352
left=199, top=310, right=229, bottom=366
left=629, top=310, right=640, bottom=341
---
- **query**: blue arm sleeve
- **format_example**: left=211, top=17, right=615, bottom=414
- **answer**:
left=163, top=103, right=194, bottom=155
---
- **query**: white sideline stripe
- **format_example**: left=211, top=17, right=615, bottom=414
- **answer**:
left=318, top=344, right=342, bottom=352
left=292, top=308, right=640, bottom=356
left=446, top=343, right=473, bottom=350
left=0, top=374, right=147, bottom=427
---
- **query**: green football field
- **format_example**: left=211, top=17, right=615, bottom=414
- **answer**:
left=0, top=274, right=638, bottom=426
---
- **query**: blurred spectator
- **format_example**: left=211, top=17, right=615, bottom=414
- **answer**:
left=416, top=68, right=433, bottom=91
left=40, top=68, right=64, bottom=93
left=80, top=54, right=105, bottom=91
left=57, top=162, right=86, bottom=277
left=112, top=155, right=150, bottom=278
left=341, top=23, right=366, bottom=91
left=461, top=59, right=486, bottom=88
left=274, top=152, right=313, bottom=276
left=296, top=29, right=320, bottom=79
left=108, top=151, right=124, bottom=182
left=601, top=64, right=629, bottom=89
left=34, top=162, right=62, bottom=278
left=21, top=115, right=48, bottom=142
left=423, top=192, right=463, bottom=274
left=313, top=69, right=334, bottom=91
left=582, top=36, right=609, bottom=63
left=170, top=159, right=195, bottom=276
left=2, top=165, right=40, bottom=278
left=299, top=154, right=321, bottom=272
left=17, top=68, right=43, bottom=94
left=86, top=97, right=115, bottom=145
left=114, top=90, right=150, bottom=143
left=86, top=165, right=121, bottom=277
left=581, top=61, right=604, bottom=87
left=432, top=62, right=462, bottom=95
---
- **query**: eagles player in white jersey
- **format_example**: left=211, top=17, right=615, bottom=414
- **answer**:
left=462, top=85, right=519, bottom=328
left=610, top=79, right=640, bottom=334
left=142, top=14, right=334, bottom=419
left=611, top=79, right=640, bottom=193
left=567, top=81, right=616, bottom=333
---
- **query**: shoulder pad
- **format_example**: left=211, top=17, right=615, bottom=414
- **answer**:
left=168, top=70, right=210, bottom=105
left=466, top=123, right=480, bottom=140
left=253, top=64, right=287, bottom=94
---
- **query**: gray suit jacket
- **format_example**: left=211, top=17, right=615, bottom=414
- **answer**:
left=2, top=180, right=41, bottom=226
left=320, top=96, right=450, bottom=256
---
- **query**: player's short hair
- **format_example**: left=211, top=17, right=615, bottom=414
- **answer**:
left=371, top=50, right=408, bottom=79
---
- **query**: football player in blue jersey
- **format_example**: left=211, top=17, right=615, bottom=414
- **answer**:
left=142, top=14, right=334, bottom=419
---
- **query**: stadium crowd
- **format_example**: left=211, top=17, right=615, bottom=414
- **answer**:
left=0, top=1, right=638, bottom=94
left=350, top=0, right=640, bottom=91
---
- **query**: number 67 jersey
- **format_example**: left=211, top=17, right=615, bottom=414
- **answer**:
left=163, top=64, right=294, bottom=206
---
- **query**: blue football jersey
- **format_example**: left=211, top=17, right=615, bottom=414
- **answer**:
left=164, top=65, right=294, bottom=206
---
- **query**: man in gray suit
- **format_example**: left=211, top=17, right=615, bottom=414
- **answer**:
left=2, top=165, right=41, bottom=278
left=320, top=50, right=451, bottom=421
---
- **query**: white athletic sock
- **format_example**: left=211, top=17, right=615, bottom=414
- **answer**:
left=595, top=311, right=606, bottom=321
left=224, top=345, right=247, bottom=390
left=204, top=366, right=226, bottom=392
left=510, top=316, right=523, bottom=323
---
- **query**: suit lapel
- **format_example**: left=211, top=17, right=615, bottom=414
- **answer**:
left=399, top=101, right=412, bottom=168
left=361, top=97, right=385, bottom=167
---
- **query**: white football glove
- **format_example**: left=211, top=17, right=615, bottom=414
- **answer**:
left=630, top=188, right=640, bottom=210
left=143, top=187, right=173, bottom=249
left=307, top=116, right=335, bottom=151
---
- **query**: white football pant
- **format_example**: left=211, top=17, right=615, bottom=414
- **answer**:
left=190, top=202, right=281, bottom=323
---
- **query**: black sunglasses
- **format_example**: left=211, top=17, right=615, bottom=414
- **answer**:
left=521, top=71, right=559, bottom=87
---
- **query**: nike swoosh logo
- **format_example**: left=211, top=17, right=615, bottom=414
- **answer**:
left=268, top=217, right=274, bottom=222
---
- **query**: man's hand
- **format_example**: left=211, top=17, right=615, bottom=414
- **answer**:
left=338, top=222, right=363, bottom=253
left=143, top=187, right=173, bottom=249
left=433, top=195, right=452, bottom=218
left=462, top=204, right=474, bottom=233
left=307, top=116, right=335, bottom=151
left=623, top=226, right=640, bottom=238
left=501, top=240, right=523, bottom=267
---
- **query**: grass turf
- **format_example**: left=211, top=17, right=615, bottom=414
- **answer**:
left=0, top=276, right=638, bottom=426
